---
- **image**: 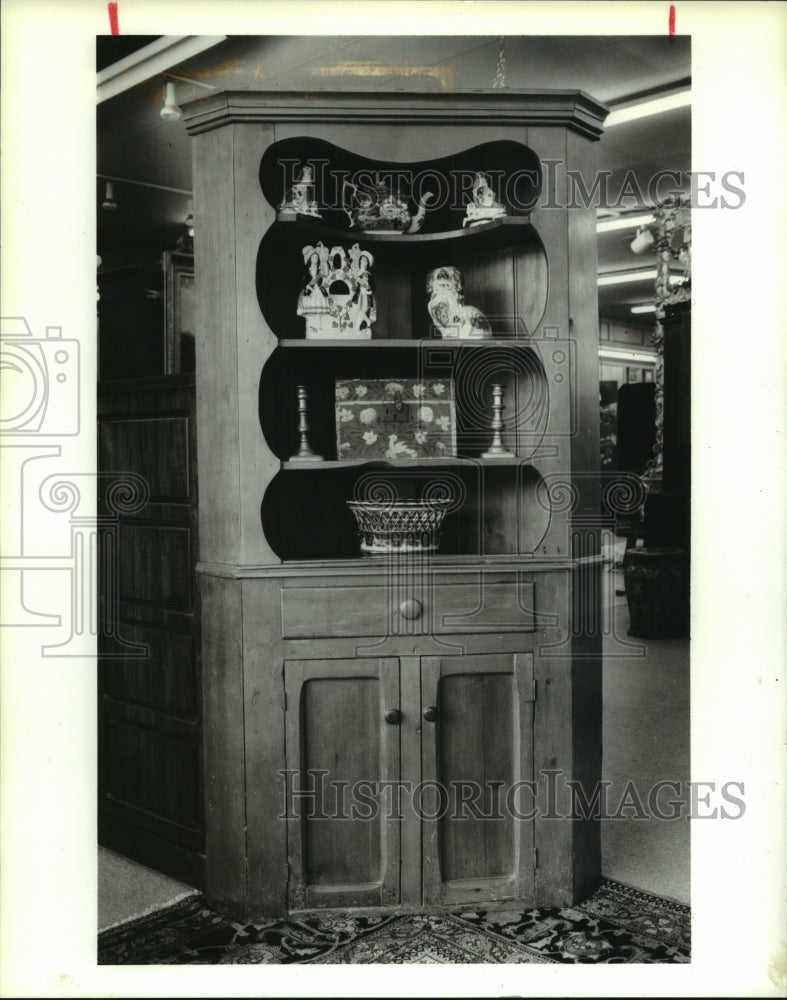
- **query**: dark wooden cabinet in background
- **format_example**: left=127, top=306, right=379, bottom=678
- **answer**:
left=643, top=302, right=691, bottom=551
left=97, top=266, right=164, bottom=381
left=97, top=374, right=204, bottom=888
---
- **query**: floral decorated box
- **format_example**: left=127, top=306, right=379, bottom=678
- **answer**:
left=335, top=378, right=457, bottom=461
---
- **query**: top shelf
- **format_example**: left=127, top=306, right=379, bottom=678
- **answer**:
left=274, top=215, right=538, bottom=253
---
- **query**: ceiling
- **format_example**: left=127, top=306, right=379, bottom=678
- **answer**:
left=97, top=34, right=691, bottom=325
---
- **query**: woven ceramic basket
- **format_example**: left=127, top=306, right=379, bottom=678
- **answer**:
left=347, top=499, right=452, bottom=555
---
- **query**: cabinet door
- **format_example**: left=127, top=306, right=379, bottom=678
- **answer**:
left=285, top=657, right=400, bottom=910
left=421, top=653, right=535, bottom=906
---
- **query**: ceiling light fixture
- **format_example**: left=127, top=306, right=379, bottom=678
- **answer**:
left=160, top=79, right=182, bottom=122
left=596, top=213, right=655, bottom=233
left=605, top=89, right=691, bottom=128
left=631, top=304, right=657, bottom=314
left=101, top=181, right=117, bottom=211
left=160, top=73, right=219, bottom=123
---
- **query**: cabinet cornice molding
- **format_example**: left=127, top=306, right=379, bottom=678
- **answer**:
left=182, top=89, right=609, bottom=140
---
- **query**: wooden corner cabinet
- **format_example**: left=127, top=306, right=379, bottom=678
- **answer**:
left=183, top=90, right=608, bottom=919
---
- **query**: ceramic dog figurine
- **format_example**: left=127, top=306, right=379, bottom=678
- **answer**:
left=426, top=266, right=491, bottom=339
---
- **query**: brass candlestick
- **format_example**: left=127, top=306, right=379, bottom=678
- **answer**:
left=481, top=383, right=515, bottom=458
left=289, top=385, right=324, bottom=462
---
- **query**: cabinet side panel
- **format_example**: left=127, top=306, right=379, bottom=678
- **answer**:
left=532, top=571, right=574, bottom=903
left=566, top=129, right=601, bottom=544
left=200, top=574, right=247, bottom=910
left=243, top=577, right=287, bottom=917
left=565, top=129, right=602, bottom=899
left=570, top=562, right=602, bottom=900
left=192, top=129, right=241, bottom=564
left=234, top=124, right=280, bottom=564
left=524, top=127, right=571, bottom=560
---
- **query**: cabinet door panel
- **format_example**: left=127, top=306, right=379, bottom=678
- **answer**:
left=421, top=653, right=535, bottom=905
left=285, top=658, right=400, bottom=910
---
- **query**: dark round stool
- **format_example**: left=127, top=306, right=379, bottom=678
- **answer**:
left=623, top=546, right=688, bottom=639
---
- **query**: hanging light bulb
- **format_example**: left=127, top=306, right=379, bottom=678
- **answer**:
left=160, top=79, right=182, bottom=122
left=101, top=181, right=117, bottom=211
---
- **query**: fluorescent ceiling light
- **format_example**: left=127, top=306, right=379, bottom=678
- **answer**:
left=631, top=304, right=657, bottom=314
left=599, top=348, right=657, bottom=364
left=605, top=89, right=691, bottom=127
left=598, top=270, right=685, bottom=287
left=598, top=270, right=656, bottom=287
left=596, top=214, right=655, bottom=233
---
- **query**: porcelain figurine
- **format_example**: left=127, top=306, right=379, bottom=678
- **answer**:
left=296, top=243, right=332, bottom=334
left=298, top=242, right=375, bottom=338
left=342, top=177, right=434, bottom=234
left=279, top=164, right=322, bottom=219
left=463, top=171, right=506, bottom=227
left=426, top=266, right=491, bottom=340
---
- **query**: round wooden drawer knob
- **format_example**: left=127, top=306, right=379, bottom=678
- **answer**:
left=399, top=598, right=423, bottom=620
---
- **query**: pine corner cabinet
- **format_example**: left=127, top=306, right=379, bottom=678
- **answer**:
left=182, top=90, right=609, bottom=919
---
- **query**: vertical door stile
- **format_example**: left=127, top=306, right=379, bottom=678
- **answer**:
left=419, top=656, right=442, bottom=905
left=399, top=654, right=423, bottom=906
left=284, top=660, right=306, bottom=911
left=379, top=657, right=401, bottom=906
left=514, top=652, right=536, bottom=897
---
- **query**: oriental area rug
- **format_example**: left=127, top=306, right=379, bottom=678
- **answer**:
left=98, top=880, right=689, bottom=965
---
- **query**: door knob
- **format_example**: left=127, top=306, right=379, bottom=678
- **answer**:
left=423, top=705, right=438, bottom=722
left=399, top=598, right=422, bottom=620
left=384, top=708, right=402, bottom=725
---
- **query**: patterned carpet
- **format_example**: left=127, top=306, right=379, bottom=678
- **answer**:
left=98, top=880, right=690, bottom=965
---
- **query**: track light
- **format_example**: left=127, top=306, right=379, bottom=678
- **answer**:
left=101, top=181, right=117, bottom=211
left=160, top=79, right=182, bottom=122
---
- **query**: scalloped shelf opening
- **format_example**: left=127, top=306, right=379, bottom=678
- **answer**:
left=260, top=136, right=543, bottom=232
left=261, top=462, right=550, bottom=562
left=257, top=226, right=548, bottom=345
left=259, top=343, right=549, bottom=463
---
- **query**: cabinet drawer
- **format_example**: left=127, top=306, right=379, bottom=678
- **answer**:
left=281, top=579, right=536, bottom=638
